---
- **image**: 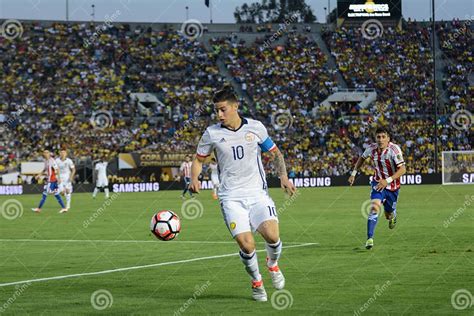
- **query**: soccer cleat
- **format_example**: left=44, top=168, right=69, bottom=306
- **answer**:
left=389, top=216, right=397, bottom=229
left=212, top=192, right=218, bottom=200
left=31, top=208, right=41, bottom=213
left=267, top=263, right=285, bottom=290
left=59, top=208, right=68, bottom=214
left=251, top=279, right=267, bottom=302
left=365, top=238, right=374, bottom=249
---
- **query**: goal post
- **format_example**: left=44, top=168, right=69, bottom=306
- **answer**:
left=442, top=151, right=474, bottom=185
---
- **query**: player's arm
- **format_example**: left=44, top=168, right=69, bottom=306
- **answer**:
left=348, top=156, right=367, bottom=186
left=266, top=147, right=297, bottom=196
left=70, top=165, right=76, bottom=183
left=375, top=164, right=406, bottom=191
left=189, top=156, right=206, bottom=194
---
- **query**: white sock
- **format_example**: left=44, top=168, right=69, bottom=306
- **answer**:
left=213, top=187, right=217, bottom=195
left=104, top=188, right=110, bottom=198
left=92, top=188, right=99, bottom=197
left=66, top=193, right=71, bottom=208
left=266, top=239, right=282, bottom=267
left=239, top=250, right=261, bottom=281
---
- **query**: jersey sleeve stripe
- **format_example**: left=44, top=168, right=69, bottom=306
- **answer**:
left=196, top=153, right=210, bottom=158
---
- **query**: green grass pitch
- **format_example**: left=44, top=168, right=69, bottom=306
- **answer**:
left=0, top=185, right=473, bottom=315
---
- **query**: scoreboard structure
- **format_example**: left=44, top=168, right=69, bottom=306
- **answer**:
left=336, top=0, right=402, bottom=27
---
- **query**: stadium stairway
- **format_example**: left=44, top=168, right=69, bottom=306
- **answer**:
left=433, top=31, right=449, bottom=107
left=311, top=32, right=348, bottom=89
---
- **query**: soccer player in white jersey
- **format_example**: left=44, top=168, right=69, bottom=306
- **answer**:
left=348, top=127, right=406, bottom=249
left=93, top=158, right=110, bottom=199
left=55, top=148, right=75, bottom=212
left=189, top=86, right=297, bottom=302
left=31, top=149, right=67, bottom=213
left=209, top=158, right=220, bottom=200
left=180, top=155, right=194, bottom=199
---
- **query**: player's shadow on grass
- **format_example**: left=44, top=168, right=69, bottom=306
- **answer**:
left=352, top=247, right=369, bottom=252
left=198, top=294, right=248, bottom=300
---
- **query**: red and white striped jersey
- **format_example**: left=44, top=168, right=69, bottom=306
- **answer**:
left=362, top=142, right=405, bottom=191
left=45, top=158, right=59, bottom=182
left=180, top=161, right=192, bottom=178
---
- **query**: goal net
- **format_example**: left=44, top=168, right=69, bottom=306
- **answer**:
left=442, top=151, right=474, bottom=185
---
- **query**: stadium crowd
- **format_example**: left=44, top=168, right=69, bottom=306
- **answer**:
left=0, top=20, right=472, bottom=180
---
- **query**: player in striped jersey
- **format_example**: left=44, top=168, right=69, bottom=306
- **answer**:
left=180, top=155, right=193, bottom=199
left=190, top=86, right=296, bottom=302
left=31, top=149, right=67, bottom=213
left=348, top=127, right=406, bottom=249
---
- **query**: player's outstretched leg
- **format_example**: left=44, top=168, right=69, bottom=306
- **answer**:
left=32, top=192, right=47, bottom=213
left=235, top=232, right=267, bottom=302
left=258, top=220, right=285, bottom=290
left=104, top=187, right=110, bottom=199
left=92, top=187, right=99, bottom=199
left=366, top=200, right=381, bottom=249
left=55, top=192, right=67, bottom=213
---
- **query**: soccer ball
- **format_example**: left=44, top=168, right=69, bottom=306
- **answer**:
left=150, top=210, right=181, bottom=241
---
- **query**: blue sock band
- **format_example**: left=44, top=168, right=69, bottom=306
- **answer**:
left=367, top=213, right=379, bottom=239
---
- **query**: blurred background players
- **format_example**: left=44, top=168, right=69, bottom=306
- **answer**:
left=93, top=157, right=110, bottom=199
left=180, top=155, right=193, bottom=199
left=31, top=149, right=67, bottom=213
left=209, top=158, right=220, bottom=200
left=56, top=148, right=75, bottom=211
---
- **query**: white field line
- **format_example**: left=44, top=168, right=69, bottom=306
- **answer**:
left=0, top=243, right=318, bottom=288
left=0, top=239, right=310, bottom=245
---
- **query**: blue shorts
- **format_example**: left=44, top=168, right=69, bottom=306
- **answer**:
left=370, top=181, right=399, bottom=213
left=184, top=177, right=191, bottom=185
left=44, top=181, right=59, bottom=194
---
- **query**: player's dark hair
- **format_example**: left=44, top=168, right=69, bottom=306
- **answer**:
left=213, top=85, right=238, bottom=104
left=375, top=127, right=390, bottom=138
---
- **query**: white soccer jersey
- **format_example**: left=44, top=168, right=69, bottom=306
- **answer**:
left=95, top=162, right=108, bottom=181
left=55, top=157, right=75, bottom=182
left=196, top=117, right=277, bottom=200
left=362, top=142, right=405, bottom=191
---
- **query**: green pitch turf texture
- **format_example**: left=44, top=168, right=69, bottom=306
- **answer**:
left=0, top=185, right=472, bottom=315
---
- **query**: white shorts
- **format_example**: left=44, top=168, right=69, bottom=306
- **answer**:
left=219, top=194, right=278, bottom=238
left=96, top=178, right=109, bottom=187
left=211, top=174, right=220, bottom=186
left=58, top=181, right=73, bottom=193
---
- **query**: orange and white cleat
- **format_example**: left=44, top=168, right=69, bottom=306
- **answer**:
left=251, top=279, right=267, bottom=302
left=59, top=208, right=68, bottom=214
left=267, top=259, right=285, bottom=290
left=212, top=192, right=218, bottom=200
left=31, top=208, right=41, bottom=213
